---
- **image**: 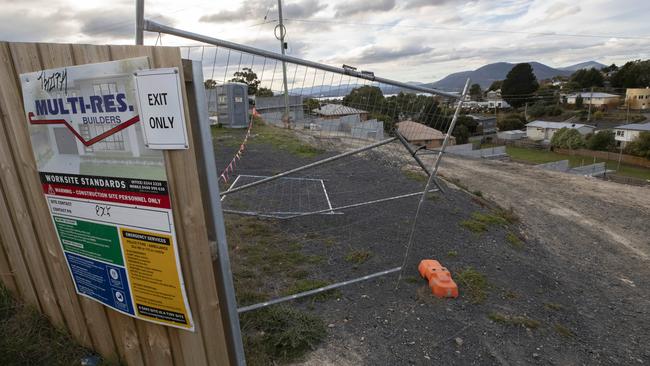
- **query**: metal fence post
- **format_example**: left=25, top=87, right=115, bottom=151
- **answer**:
left=187, top=60, right=246, bottom=366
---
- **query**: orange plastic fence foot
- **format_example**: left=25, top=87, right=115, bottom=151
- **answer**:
left=418, top=259, right=459, bottom=298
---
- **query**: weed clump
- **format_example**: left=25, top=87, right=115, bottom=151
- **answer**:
left=456, top=267, right=489, bottom=304
left=488, top=312, right=540, bottom=329
left=345, top=249, right=372, bottom=265
left=506, top=232, right=524, bottom=249
left=554, top=323, right=575, bottom=338
left=241, top=306, right=326, bottom=365
left=447, top=250, right=458, bottom=258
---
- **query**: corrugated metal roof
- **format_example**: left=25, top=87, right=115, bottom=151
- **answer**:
left=312, top=104, right=367, bottom=116
left=526, top=120, right=595, bottom=129
left=397, top=120, right=445, bottom=141
left=615, top=122, right=650, bottom=131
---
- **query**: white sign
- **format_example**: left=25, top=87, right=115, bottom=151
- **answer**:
left=134, top=68, right=189, bottom=150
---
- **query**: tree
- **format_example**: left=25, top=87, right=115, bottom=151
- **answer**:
left=610, top=60, right=650, bottom=88
left=343, top=85, right=384, bottom=111
left=229, top=67, right=261, bottom=95
left=488, top=80, right=503, bottom=91
left=575, top=95, right=584, bottom=109
left=256, top=87, right=274, bottom=97
left=304, top=98, right=320, bottom=113
left=452, top=115, right=478, bottom=143
left=204, top=79, right=217, bottom=89
left=501, top=63, right=539, bottom=108
left=586, top=130, right=616, bottom=151
left=602, top=64, right=618, bottom=73
left=469, top=83, right=483, bottom=101
left=551, top=128, right=585, bottom=149
left=570, top=68, right=604, bottom=88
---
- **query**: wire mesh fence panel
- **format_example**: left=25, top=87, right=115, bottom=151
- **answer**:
left=172, top=39, right=463, bottom=311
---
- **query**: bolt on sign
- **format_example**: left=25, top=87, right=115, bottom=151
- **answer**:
left=19, top=57, right=195, bottom=331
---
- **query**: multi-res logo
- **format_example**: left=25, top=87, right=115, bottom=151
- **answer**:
left=34, top=93, right=135, bottom=124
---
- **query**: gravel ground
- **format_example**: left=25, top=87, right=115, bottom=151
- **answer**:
left=214, top=127, right=649, bottom=366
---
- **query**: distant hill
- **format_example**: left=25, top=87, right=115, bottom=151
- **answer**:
left=423, top=61, right=580, bottom=91
left=558, top=61, right=607, bottom=72
left=290, top=61, right=607, bottom=97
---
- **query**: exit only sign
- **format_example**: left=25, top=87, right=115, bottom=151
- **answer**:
left=134, top=67, right=189, bottom=150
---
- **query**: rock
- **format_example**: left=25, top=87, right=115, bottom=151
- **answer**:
left=454, top=337, right=464, bottom=346
left=533, top=353, right=540, bottom=359
left=328, top=323, right=335, bottom=328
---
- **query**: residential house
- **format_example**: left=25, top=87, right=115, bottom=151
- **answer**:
left=525, top=120, right=595, bottom=141
left=565, top=92, right=620, bottom=109
left=312, top=104, right=368, bottom=121
left=485, top=89, right=511, bottom=109
left=625, top=88, right=650, bottom=110
left=613, top=122, right=650, bottom=147
left=396, top=120, right=455, bottom=148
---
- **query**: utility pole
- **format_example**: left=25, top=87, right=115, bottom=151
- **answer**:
left=135, top=0, right=144, bottom=45
left=587, top=86, right=594, bottom=122
left=276, top=0, right=291, bottom=128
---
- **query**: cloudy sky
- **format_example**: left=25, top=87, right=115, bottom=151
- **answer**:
left=2, top=0, right=649, bottom=83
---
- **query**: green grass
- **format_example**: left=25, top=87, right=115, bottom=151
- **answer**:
left=506, top=146, right=650, bottom=180
left=283, top=279, right=340, bottom=302
left=488, top=311, right=541, bottom=329
left=402, top=169, right=427, bottom=183
left=447, top=250, right=458, bottom=258
left=456, top=267, right=489, bottom=304
left=460, top=208, right=516, bottom=234
left=344, top=249, right=372, bottom=265
left=212, top=117, right=324, bottom=158
left=0, top=285, right=118, bottom=366
left=226, top=216, right=329, bottom=364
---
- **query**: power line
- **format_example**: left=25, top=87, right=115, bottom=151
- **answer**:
left=284, top=18, right=650, bottom=41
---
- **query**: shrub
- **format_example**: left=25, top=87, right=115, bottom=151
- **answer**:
left=545, top=105, right=563, bottom=116
left=592, top=111, right=604, bottom=120
left=586, top=130, right=615, bottom=151
left=527, top=102, right=547, bottom=118
left=624, top=131, right=650, bottom=159
left=551, top=127, right=585, bottom=149
left=497, top=113, right=526, bottom=131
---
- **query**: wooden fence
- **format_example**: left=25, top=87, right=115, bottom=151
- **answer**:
left=554, top=148, right=650, bottom=168
left=0, top=42, right=233, bottom=365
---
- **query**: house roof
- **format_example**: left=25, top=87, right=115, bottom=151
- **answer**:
left=614, top=122, right=650, bottom=131
left=312, top=104, right=367, bottom=116
left=568, top=92, right=620, bottom=98
left=397, top=120, right=446, bottom=141
left=526, top=120, right=595, bottom=130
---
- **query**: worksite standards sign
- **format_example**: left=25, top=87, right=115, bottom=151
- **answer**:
left=19, top=58, right=195, bottom=331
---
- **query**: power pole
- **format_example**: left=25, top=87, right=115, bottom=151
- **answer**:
left=587, top=86, right=594, bottom=122
left=276, top=0, right=291, bottom=128
left=135, top=0, right=144, bottom=45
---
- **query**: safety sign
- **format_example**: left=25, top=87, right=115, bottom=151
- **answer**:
left=20, top=58, right=194, bottom=331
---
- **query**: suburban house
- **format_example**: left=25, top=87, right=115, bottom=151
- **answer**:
left=613, top=122, right=650, bottom=147
left=255, top=95, right=305, bottom=125
left=565, top=92, right=620, bottom=109
left=312, top=104, right=368, bottom=121
left=625, top=87, right=650, bottom=110
left=485, top=89, right=511, bottom=109
left=525, top=120, right=596, bottom=141
left=467, top=114, right=497, bottom=135
left=396, top=120, right=455, bottom=148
